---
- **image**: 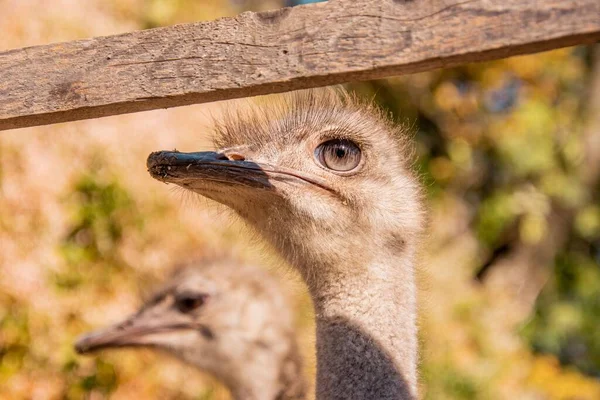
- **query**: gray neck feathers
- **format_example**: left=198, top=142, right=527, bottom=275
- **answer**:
left=308, top=249, right=418, bottom=400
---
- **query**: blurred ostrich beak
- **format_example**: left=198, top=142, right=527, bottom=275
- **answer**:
left=74, top=310, right=191, bottom=354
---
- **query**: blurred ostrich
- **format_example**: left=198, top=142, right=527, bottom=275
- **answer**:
left=147, top=88, right=425, bottom=399
left=75, top=258, right=306, bottom=400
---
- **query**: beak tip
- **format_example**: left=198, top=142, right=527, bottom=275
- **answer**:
left=73, top=332, right=101, bottom=355
left=146, top=151, right=171, bottom=180
left=73, top=338, right=89, bottom=354
left=146, top=151, right=166, bottom=169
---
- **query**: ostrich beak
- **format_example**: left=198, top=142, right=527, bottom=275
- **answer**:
left=146, top=151, right=273, bottom=190
left=74, top=311, right=192, bottom=354
left=146, top=150, right=333, bottom=194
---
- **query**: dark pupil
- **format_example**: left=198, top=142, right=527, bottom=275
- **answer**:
left=177, top=296, right=204, bottom=313
left=183, top=298, right=197, bottom=309
left=335, top=147, right=346, bottom=158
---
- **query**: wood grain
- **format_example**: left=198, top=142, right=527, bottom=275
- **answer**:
left=1, top=0, right=599, bottom=131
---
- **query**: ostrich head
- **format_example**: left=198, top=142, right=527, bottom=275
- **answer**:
left=75, top=258, right=303, bottom=400
left=147, top=89, right=424, bottom=287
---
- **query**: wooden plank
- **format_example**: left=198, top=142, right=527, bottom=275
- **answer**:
left=1, top=0, right=599, bottom=131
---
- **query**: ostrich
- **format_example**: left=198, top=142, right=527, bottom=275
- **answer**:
left=147, top=88, right=425, bottom=399
left=74, top=258, right=307, bottom=400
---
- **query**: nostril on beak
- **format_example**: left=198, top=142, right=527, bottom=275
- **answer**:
left=229, top=153, right=245, bottom=161
left=219, top=151, right=246, bottom=161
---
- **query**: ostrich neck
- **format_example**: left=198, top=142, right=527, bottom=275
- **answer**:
left=307, top=249, right=418, bottom=400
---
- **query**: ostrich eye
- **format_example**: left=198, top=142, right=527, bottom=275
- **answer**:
left=175, top=293, right=208, bottom=313
left=315, top=139, right=361, bottom=172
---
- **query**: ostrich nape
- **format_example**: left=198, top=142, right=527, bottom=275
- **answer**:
left=147, top=88, right=425, bottom=400
left=74, top=258, right=306, bottom=400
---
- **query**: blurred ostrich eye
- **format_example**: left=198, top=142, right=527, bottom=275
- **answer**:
left=175, top=293, right=208, bottom=313
left=315, top=139, right=361, bottom=172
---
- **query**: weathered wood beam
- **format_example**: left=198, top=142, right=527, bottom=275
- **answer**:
left=1, top=0, right=599, bottom=131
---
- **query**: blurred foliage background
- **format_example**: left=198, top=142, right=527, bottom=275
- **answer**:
left=1, top=0, right=599, bottom=399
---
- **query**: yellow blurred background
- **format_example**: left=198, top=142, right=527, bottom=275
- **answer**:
left=1, top=1, right=599, bottom=399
